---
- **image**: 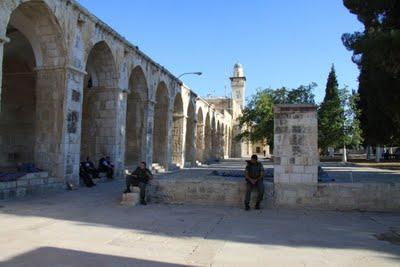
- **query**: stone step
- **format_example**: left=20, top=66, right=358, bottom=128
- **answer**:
left=121, top=187, right=141, bottom=206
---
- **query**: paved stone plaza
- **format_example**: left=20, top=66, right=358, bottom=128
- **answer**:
left=1, top=174, right=400, bottom=267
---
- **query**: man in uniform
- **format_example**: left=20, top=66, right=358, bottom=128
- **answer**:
left=244, top=154, right=265, bottom=210
left=124, top=162, right=153, bottom=205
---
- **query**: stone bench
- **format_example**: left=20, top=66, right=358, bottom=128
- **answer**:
left=120, top=187, right=141, bottom=206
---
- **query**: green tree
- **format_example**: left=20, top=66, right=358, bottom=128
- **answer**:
left=342, top=0, right=400, bottom=146
left=346, top=90, right=364, bottom=149
left=318, top=66, right=346, bottom=152
left=236, top=84, right=316, bottom=147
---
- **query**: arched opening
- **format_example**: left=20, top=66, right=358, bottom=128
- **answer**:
left=152, top=82, right=169, bottom=167
left=172, top=93, right=184, bottom=166
left=195, top=108, right=204, bottom=162
left=204, top=112, right=211, bottom=162
left=1, top=1, right=65, bottom=174
left=125, top=66, right=148, bottom=167
left=80, top=41, right=118, bottom=163
left=184, top=101, right=195, bottom=166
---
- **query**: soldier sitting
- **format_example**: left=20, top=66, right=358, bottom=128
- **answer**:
left=98, top=156, right=114, bottom=179
left=124, top=162, right=153, bottom=205
left=81, top=157, right=99, bottom=179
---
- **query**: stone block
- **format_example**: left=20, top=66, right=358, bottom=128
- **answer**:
left=16, top=180, right=29, bottom=187
left=121, top=191, right=140, bottom=206
left=0, top=181, right=17, bottom=189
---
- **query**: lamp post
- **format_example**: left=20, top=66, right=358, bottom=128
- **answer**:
left=178, top=72, right=202, bottom=79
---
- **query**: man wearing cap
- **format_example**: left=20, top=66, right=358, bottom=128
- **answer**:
left=244, top=154, right=265, bottom=210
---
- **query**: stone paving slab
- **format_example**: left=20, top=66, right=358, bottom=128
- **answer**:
left=0, top=179, right=399, bottom=267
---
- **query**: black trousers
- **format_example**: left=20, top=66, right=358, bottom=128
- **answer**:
left=80, top=171, right=95, bottom=187
left=99, top=165, right=113, bottom=178
left=244, top=179, right=264, bottom=206
left=126, top=175, right=147, bottom=201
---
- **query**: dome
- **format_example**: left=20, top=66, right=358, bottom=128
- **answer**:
left=233, top=62, right=244, bottom=77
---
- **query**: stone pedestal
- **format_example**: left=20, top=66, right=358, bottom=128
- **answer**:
left=120, top=187, right=141, bottom=206
left=273, top=104, right=318, bottom=184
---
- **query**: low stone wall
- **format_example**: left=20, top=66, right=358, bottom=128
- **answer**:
left=149, top=178, right=274, bottom=207
left=149, top=178, right=400, bottom=212
left=274, top=182, right=400, bottom=212
left=0, top=172, right=64, bottom=199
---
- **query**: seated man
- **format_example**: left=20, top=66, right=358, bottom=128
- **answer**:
left=82, top=157, right=99, bottom=179
left=244, top=154, right=265, bottom=211
left=124, top=162, right=153, bottom=205
left=79, top=162, right=96, bottom=187
left=98, top=156, right=114, bottom=179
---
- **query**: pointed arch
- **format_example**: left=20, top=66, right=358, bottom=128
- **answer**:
left=80, top=41, right=118, bottom=162
left=1, top=0, right=67, bottom=173
left=153, top=81, right=169, bottom=167
left=125, top=66, right=149, bottom=166
left=184, top=101, right=196, bottom=166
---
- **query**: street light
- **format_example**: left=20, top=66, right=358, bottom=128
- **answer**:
left=178, top=72, right=202, bottom=79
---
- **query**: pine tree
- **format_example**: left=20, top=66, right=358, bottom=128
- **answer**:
left=318, top=65, right=346, bottom=153
left=342, top=0, right=400, bottom=146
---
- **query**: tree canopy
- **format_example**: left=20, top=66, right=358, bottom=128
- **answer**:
left=236, top=84, right=316, bottom=147
left=342, top=0, right=400, bottom=146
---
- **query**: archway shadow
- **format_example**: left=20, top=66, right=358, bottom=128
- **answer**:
left=0, top=179, right=399, bottom=260
left=0, top=247, right=194, bottom=267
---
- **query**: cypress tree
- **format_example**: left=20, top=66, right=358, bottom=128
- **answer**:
left=318, top=65, right=346, bottom=152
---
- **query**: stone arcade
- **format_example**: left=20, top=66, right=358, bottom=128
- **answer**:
left=0, top=0, right=255, bottom=196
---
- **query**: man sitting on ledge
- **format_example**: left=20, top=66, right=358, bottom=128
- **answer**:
left=98, top=156, right=114, bottom=179
left=244, top=154, right=265, bottom=211
left=124, top=162, right=153, bottom=205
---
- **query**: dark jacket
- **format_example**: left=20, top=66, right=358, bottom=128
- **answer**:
left=131, top=167, right=153, bottom=183
left=245, top=161, right=264, bottom=180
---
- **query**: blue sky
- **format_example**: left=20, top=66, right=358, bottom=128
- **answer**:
left=77, top=0, right=363, bottom=103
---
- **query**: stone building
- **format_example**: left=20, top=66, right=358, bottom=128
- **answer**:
left=0, top=0, right=237, bottom=188
left=206, top=63, right=269, bottom=158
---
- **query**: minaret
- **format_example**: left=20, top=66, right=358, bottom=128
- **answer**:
left=230, top=62, right=246, bottom=112
left=230, top=62, right=248, bottom=157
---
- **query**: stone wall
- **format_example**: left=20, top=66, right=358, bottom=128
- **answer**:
left=0, top=172, right=64, bottom=200
left=274, top=182, right=400, bottom=212
left=274, top=104, right=319, bottom=184
left=148, top=179, right=400, bottom=212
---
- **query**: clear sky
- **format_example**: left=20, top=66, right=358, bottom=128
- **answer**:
left=77, top=0, right=363, bottom=103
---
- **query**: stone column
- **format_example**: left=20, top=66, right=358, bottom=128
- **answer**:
left=189, top=118, right=198, bottom=166
left=195, top=122, right=204, bottom=162
left=61, top=66, right=86, bottom=185
left=0, top=36, right=9, bottom=107
left=34, top=67, right=70, bottom=180
left=273, top=104, right=319, bottom=184
left=145, top=100, right=155, bottom=167
left=180, top=114, right=188, bottom=167
left=172, top=114, right=185, bottom=167
left=113, top=89, right=128, bottom=177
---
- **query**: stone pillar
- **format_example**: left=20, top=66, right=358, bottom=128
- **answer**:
left=195, top=122, right=204, bottom=162
left=145, top=100, right=155, bottom=168
left=113, top=89, right=128, bottom=177
left=34, top=67, right=70, bottom=180
left=180, top=114, right=188, bottom=167
left=62, top=66, right=86, bottom=185
left=273, top=104, right=319, bottom=184
left=172, top=114, right=185, bottom=167
left=190, top=118, right=198, bottom=166
left=0, top=36, right=9, bottom=108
